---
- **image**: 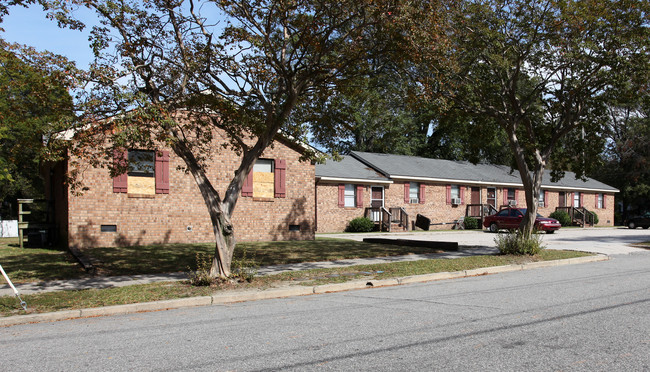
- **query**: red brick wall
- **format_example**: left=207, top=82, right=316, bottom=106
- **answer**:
left=316, top=181, right=615, bottom=232
left=60, top=130, right=314, bottom=248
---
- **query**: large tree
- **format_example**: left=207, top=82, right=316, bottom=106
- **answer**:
left=429, top=0, right=650, bottom=236
left=0, top=39, right=76, bottom=217
left=597, top=92, right=650, bottom=219
left=46, top=0, right=449, bottom=278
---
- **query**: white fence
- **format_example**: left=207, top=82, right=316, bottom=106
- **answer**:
left=0, top=220, right=18, bottom=238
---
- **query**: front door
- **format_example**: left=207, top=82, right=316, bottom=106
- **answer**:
left=471, top=187, right=481, bottom=216
left=559, top=192, right=566, bottom=207
left=370, top=186, right=384, bottom=222
left=487, top=187, right=496, bottom=208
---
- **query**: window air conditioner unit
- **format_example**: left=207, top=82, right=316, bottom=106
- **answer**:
left=410, top=198, right=419, bottom=204
left=451, top=198, right=461, bottom=205
left=508, top=200, right=518, bottom=206
left=538, top=201, right=545, bottom=207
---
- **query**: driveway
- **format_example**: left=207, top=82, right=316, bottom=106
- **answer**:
left=319, top=227, right=650, bottom=255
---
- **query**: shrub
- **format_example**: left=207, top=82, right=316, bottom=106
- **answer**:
left=232, top=246, right=258, bottom=282
left=590, top=212, right=599, bottom=225
left=463, top=216, right=479, bottom=229
left=347, top=217, right=375, bottom=232
left=549, top=210, right=572, bottom=226
left=494, top=230, right=545, bottom=255
left=187, top=252, right=216, bottom=286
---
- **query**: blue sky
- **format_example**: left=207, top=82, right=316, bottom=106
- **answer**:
left=1, top=4, right=97, bottom=68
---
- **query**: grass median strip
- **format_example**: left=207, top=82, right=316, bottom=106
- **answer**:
left=0, top=249, right=591, bottom=317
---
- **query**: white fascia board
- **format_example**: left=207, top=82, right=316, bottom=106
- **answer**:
left=389, top=175, right=521, bottom=188
left=389, top=175, right=619, bottom=193
left=317, top=177, right=393, bottom=184
left=540, top=185, right=620, bottom=193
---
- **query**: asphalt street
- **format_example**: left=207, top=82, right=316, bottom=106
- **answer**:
left=1, top=250, right=648, bottom=371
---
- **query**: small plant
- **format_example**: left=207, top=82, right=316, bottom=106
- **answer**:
left=494, top=230, right=545, bottom=255
left=549, top=210, right=572, bottom=226
left=232, top=246, right=258, bottom=282
left=347, top=217, right=375, bottom=232
left=463, top=216, right=479, bottom=229
left=187, top=252, right=216, bottom=286
left=590, top=212, right=599, bottom=225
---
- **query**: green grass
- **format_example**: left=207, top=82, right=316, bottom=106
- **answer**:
left=82, top=237, right=450, bottom=277
left=1, top=237, right=449, bottom=282
left=0, top=249, right=591, bottom=317
left=0, top=238, right=87, bottom=282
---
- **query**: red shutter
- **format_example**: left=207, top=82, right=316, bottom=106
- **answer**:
left=544, top=190, right=549, bottom=208
left=356, top=185, right=364, bottom=208
left=338, top=184, right=345, bottom=207
left=446, top=185, right=452, bottom=205
left=274, top=159, right=286, bottom=198
left=241, top=170, right=253, bottom=197
left=503, top=188, right=508, bottom=205
left=419, top=183, right=426, bottom=204
left=579, top=193, right=584, bottom=207
left=603, top=194, right=607, bottom=209
left=112, top=149, right=128, bottom=193
left=404, top=183, right=410, bottom=203
left=460, top=186, right=465, bottom=204
left=155, top=151, right=170, bottom=194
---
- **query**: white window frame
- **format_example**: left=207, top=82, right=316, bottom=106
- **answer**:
left=451, top=185, right=460, bottom=200
left=344, top=184, right=356, bottom=208
left=597, top=193, right=604, bottom=209
left=409, top=182, right=419, bottom=204
left=538, top=191, right=545, bottom=207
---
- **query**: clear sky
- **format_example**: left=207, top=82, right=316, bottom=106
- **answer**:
left=1, top=4, right=97, bottom=68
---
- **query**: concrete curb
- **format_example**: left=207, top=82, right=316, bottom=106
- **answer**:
left=0, top=254, right=610, bottom=327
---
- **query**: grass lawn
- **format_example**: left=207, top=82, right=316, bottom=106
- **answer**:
left=0, top=249, right=593, bottom=317
left=0, top=238, right=88, bottom=282
left=78, top=237, right=456, bottom=277
left=1, top=236, right=456, bottom=282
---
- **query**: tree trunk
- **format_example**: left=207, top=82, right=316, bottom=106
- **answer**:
left=505, top=127, right=545, bottom=238
left=209, top=209, right=235, bottom=278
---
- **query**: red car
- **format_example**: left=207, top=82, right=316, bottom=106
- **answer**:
left=483, top=207, right=561, bottom=234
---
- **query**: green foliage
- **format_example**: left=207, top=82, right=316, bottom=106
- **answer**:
left=463, top=216, right=479, bottom=230
left=0, top=39, right=77, bottom=217
left=347, top=217, right=375, bottom=232
left=590, top=212, right=599, bottom=225
left=231, top=246, right=258, bottom=282
left=494, top=230, right=545, bottom=256
left=414, top=0, right=650, bottom=236
left=550, top=210, right=572, bottom=227
left=187, top=252, right=216, bottom=286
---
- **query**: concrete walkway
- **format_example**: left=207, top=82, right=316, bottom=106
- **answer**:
left=1, top=245, right=499, bottom=296
left=1, top=227, right=646, bottom=297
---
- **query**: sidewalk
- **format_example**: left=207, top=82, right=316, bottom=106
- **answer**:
left=1, top=245, right=499, bottom=296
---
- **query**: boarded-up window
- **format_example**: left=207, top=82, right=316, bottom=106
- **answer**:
left=127, top=150, right=155, bottom=195
left=253, top=159, right=275, bottom=198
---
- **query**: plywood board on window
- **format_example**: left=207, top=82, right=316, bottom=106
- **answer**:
left=128, top=176, right=155, bottom=195
left=253, top=172, right=274, bottom=198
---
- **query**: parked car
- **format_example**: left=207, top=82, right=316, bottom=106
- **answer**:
left=483, top=207, right=561, bottom=234
left=625, top=212, right=650, bottom=229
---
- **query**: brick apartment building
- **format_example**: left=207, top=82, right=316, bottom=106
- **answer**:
left=316, top=152, right=618, bottom=232
left=44, top=128, right=315, bottom=249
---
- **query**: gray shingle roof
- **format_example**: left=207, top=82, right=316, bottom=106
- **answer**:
left=315, top=155, right=391, bottom=183
left=317, top=151, right=617, bottom=192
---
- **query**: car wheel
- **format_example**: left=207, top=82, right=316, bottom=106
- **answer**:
left=489, top=223, right=499, bottom=233
left=628, top=221, right=636, bottom=229
left=546, top=230, right=555, bottom=234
